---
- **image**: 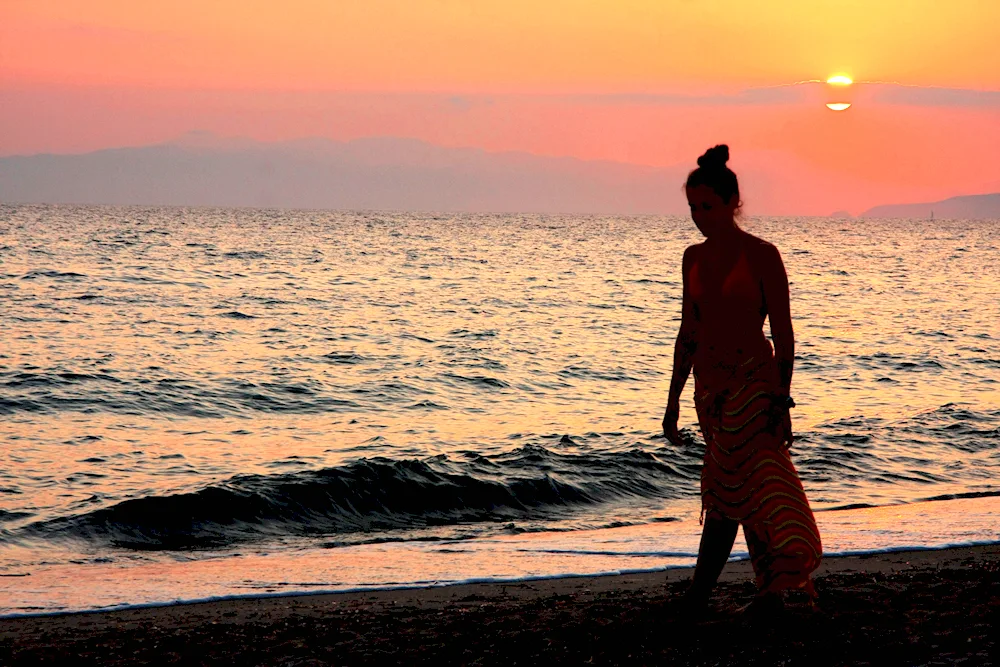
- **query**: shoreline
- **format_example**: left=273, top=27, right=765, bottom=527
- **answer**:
left=5, top=493, right=1000, bottom=619
left=3, top=543, right=998, bottom=664
left=4, top=539, right=1000, bottom=622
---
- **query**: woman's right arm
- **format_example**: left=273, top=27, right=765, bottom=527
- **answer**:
left=663, top=247, right=698, bottom=443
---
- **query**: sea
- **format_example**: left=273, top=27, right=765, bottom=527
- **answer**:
left=1, top=204, right=998, bottom=616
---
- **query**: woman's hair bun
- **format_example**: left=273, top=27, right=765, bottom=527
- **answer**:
left=697, top=144, right=730, bottom=170
left=686, top=143, right=739, bottom=205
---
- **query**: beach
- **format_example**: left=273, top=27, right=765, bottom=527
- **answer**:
left=3, top=544, right=998, bottom=665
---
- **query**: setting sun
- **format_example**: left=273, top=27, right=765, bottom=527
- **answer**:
left=827, top=75, right=854, bottom=85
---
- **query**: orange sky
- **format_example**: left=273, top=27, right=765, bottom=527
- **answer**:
left=4, top=0, right=999, bottom=91
left=2, top=1, right=999, bottom=213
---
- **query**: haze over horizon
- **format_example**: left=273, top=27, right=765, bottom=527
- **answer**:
left=3, top=128, right=999, bottom=217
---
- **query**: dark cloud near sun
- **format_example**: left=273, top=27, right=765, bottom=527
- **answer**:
left=562, top=87, right=806, bottom=106
left=868, top=85, right=1000, bottom=107
left=445, top=83, right=998, bottom=109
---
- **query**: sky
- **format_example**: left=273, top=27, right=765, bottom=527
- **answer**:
left=2, top=0, right=999, bottom=214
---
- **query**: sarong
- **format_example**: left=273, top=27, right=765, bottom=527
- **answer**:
left=694, top=352, right=822, bottom=594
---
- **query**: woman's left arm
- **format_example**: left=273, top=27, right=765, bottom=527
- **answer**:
left=760, top=243, right=795, bottom=447
left=760, top=244, right=794, bottom=395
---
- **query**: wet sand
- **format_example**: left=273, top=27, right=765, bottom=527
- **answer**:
left=2, top=544, right=998, bottom=665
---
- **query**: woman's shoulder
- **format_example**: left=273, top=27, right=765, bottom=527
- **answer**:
left=682, top=242, right=707, bottom=271
left=739, top=233, right=786, bottom=280
left=683, top=241, right=707, bottom=258
left=739, top=232, right=781, bottom=259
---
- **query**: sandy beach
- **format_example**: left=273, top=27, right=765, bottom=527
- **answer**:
left=2, top=544, right=997, bottom=665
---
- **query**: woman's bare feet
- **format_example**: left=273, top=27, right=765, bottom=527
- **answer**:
left=739, top=591, right=785, bottom=620
left=662, top=582, right=712, bottom=622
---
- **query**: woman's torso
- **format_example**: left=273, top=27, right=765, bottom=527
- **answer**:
left=688, top=237, right=773, bottom=381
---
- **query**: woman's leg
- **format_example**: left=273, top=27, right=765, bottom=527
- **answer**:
left=688, top=512, right=739, bottom=600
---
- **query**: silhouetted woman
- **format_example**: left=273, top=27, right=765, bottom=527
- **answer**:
left=662, top=145, right=822, bottom=612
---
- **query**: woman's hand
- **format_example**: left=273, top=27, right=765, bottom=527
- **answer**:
left=780, top=410, right=794, bottom=449
left=767, top=395, right=795, bottom=449
left=662, top=403, right=682, bottom=445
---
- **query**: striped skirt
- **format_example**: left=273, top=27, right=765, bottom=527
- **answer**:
left=694, top=354, right=822, bottom=594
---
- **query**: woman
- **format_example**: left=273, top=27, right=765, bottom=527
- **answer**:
left=662, top=145, right=822, bottom=612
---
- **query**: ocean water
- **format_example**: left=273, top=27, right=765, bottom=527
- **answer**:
left=1, top=204, right=998, bottom=615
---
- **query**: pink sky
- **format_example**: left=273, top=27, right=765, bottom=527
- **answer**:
left=2, top=1, right=998, bottom=214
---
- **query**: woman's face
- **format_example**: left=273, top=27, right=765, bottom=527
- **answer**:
left=686, top=185, right=737, bottom=238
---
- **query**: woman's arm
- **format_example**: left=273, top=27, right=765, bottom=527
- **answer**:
left=760, top=243, right=795, bottom=448
left=663, top=247, right=699, bottom=443
left=760, top=244, right=794, bottom=394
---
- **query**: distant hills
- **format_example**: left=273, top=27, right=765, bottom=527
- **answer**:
left=0, top=134, right=690, bottom=215
left=860, top=193, right=1000, bottom=220
left=3, top=134, right=998, bottom=218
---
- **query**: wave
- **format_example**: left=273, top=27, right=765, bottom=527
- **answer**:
left=13, top=446, right=702, bottom=550
left=3, top=403, right=998, bottom=552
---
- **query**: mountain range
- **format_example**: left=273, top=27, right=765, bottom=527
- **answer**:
left=859, top=193, right=1000, bottom=219
left=0, top=135, right=689, bottom=215
left=2, top=134, right=998, bottom=219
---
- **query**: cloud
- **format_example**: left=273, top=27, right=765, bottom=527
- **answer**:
left=867, top=85, right=1000, bottom=107
left=558, top=86, right=807, bottom=106
left=555, top=82, right=1000, bottom=109
left=429, top=82, right=999, bottom=109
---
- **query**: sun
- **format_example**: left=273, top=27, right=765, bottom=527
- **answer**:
left=825, top=75, right=854, bottom=110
